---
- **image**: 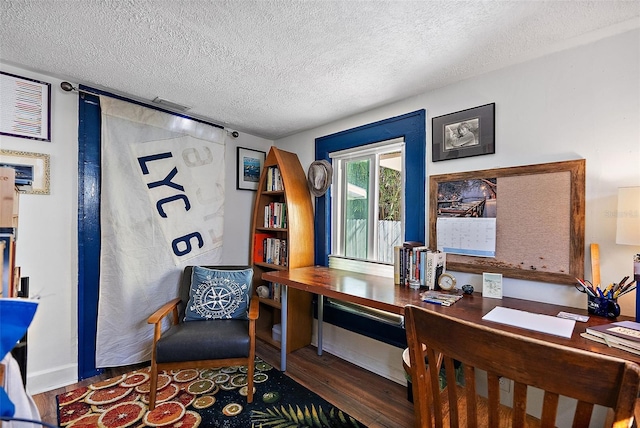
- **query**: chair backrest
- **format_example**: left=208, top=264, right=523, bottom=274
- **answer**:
left=178, top=265, right=252, bottom=320
left=404, top=304, right=640, bottom=428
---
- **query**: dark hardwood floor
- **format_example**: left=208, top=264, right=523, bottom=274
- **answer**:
left=32, top=339, right=415, bottom=427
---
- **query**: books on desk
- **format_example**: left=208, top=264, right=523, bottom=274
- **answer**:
left=582, top=321, right=640, bottom=356
left=420, top=290, right=463, bottom=307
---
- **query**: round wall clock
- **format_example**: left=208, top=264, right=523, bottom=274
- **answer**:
left=437, top=272, right=456, bottom=291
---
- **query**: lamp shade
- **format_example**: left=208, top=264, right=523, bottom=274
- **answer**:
left=616, top=186, right=640, bottom=246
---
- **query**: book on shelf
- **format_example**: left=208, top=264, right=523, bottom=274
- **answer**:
left=427, top=251, right=446, bottom=290
left=253, top=232, right=271, bottom=263
left=266, top=166, right=283, bottom=191
left=263, top=202, right=287, bottom=228
left=393, top=244, right=446, bottom=289
left=263, top=237, right=287, bottom=266
left=420, top=290, right=463, bottom=307
left=393, top=246, right=401, bottom=284
left=584, top=321, right=640, bottom=351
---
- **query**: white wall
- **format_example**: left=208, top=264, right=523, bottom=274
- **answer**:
left=0, top=62, right=273, bottom=393
left=276, top=28, right=640, bottom=386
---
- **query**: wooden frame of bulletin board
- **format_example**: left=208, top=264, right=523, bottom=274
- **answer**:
left=429, top=159, right=585, bottom=285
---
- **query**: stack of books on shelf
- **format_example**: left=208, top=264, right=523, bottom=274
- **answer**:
left=265, top=237, right=287, bottom=266
left=253, top=235, right=288, bottom=266
left=264, top=202, right=287, bottom=228
left=581, top=320, right=640, bottom=356
left=393, top=242, right=446, bottom=289
left=266, top=166, right=283, bottom=191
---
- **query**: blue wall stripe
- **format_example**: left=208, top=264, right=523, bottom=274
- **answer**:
left=77, top=91, right=102, bottom=379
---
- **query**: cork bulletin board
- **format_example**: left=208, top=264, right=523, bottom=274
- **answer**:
left=429, top=159, right=585, bottom=285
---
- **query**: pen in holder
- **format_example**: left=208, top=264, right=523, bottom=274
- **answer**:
left=587, top=295, right=621, bottom=319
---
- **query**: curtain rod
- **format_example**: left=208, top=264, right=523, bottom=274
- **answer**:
left=59, top=81, right=237, bottom=137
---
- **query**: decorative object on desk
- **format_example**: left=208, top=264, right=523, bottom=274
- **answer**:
left=615, top=186, right=640, bottom=321
left=576, top=276, right=635, bottom=318
left=420, top=290, right=463, bottom=307
left=482, top=272, right=502, bottom=299
left=431, top=103, right=495, bottom=162
left=307, top=159, right=333, bottom=197
left=56, top=358, right=366, bottom=428
left=587, top=295, right=620, bottom=319
left=437, top=272, right=456, bottom=291
left=461, top=284, right=474, bottom=295
left=0, top=150, right=50, bottom=195
left=236, top=147, right=265, bottom=191
left=0, top=71, right=51, bottom=142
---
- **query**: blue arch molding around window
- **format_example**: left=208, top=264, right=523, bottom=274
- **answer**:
left=313, top=109, right=426, bottom=348
left=76, top=85, right=223, bottom=380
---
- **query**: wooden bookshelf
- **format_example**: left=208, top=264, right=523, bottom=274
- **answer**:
left=250, top=147, right=314, bottom=353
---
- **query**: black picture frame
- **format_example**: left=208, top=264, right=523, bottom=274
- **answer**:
left=0, top=71, right=52, bottom=142
left=432, top=103, right=495, bottom=162
left=236, top=147, right=266, bottom=191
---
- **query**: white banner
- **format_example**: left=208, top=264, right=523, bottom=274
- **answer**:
left=96, top=97, right=226, bottom=366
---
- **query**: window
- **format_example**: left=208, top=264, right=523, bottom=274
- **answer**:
left=314, top=110, right=425, bottom=267
left=330, top=138, right=404, bottom=264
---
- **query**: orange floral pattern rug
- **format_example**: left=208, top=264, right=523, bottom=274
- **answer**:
left=56, top=357, right=366, bottom=427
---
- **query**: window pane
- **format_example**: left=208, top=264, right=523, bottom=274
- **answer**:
left=345, top=159, right=369, bottom=259
left=378, top=151, right=402, bottom=263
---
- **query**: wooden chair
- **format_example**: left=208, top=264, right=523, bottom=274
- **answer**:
left=404, top=304, right=640, bottom=428
left=146, top=265, right=259, bottom=410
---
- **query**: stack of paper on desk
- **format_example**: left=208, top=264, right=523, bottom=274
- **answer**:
left=482, top=306, right=576, bottom=338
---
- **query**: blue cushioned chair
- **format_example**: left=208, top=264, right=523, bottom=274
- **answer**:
left=146, top=265, right=259, bottom=410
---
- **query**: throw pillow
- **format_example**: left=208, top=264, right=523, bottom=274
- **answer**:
left=184, top=266, right=253, bottom=321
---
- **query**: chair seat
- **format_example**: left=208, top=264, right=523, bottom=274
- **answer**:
left=156, top=319, right=250, bottom=363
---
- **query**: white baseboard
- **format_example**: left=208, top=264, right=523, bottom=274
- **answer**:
left=27, top=363, right=77, bottom=395
left=311, top=320, right=407, bottom=386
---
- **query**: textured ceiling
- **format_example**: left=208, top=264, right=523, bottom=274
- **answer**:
left=1, top=1, right=638, bottom=140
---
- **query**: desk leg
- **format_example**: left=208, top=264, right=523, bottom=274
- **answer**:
left=317, top=295, right=323, bottom=356
left=280, top=285, right=288, bottom=372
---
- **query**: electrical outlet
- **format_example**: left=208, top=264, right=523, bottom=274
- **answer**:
left=499, top=377, right=511, bottom=392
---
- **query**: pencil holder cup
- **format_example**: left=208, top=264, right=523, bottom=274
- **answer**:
left=587, top=295, right=620, bottom=319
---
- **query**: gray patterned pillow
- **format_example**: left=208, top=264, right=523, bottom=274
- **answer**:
left=184, top=266, right=253, bottom=321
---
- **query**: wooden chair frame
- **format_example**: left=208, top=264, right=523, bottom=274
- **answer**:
left=404, top=305, right=640, bottom=428
left=146, top=267, right=259, bottom=410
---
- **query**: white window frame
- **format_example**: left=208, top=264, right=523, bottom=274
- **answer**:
left=329, top=137, right=405, bottom=263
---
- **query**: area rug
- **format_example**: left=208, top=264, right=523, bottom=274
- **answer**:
left=56, top=357, right=366, bottom=427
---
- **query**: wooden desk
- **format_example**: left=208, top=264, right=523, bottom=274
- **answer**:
left=263, top=266, right=640, bottom=371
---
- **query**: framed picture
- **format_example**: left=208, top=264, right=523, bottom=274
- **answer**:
left=236, top=147, right=265, bottom=191
left=482, top=272, right=503, bottom=299
left=0, top=149, right=50, bottom=195
left=0, top=71, right=51, bottom=142
left=432, top=103, right=495, bottom=162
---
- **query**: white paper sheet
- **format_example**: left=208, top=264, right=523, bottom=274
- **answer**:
left=482, top=306, right=576, bottom=338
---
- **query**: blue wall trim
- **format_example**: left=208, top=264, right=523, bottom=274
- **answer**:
left=312, top=110, right=426, bottom=347
left=313, top=109, right=426, bottom=265
left=77, top=90, right=102, bottom=380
